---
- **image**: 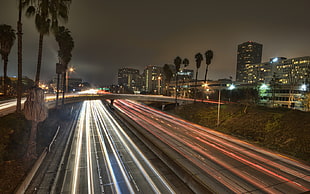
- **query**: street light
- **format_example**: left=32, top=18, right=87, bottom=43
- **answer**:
left=217, top=84, right=235, bottom=127
left=66, top=66, right=75, bottom=92
left=301, top=84, right=307, bottom=91
left=202, top=82, right=208, bottom=102
left=228, top=84, right=235, bottom=90
left=158, top=76, right=161, bottom=95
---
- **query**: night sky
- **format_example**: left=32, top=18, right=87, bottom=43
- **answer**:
left=1, top=0, right=310, bottom=86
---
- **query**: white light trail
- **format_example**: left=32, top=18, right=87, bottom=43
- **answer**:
left=91, top=100, right=133, bottom=193
left=100, top=102, right=175, bottom=194
left=86, top=102, right=95, bottom=194
left=71, top=101, right=86, bottom=194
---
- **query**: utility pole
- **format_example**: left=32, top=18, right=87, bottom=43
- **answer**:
left=16, top=0, right=23, bottom=113
left=217, top=88, right=221, bottom=127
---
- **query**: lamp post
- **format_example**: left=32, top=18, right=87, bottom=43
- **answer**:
left=66, top=67, right=75, bottom=93
left=217, top=83, right=235, bottom=127
left=158, top=76, right=161, bottom=95
left=217, top=88, right=221, bottom=127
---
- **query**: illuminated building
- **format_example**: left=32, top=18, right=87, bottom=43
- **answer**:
left=177, top=69, right=194, bottom=81
left=244, top=56, right=310, bottom=86
left=117, top=68, right=142, bottom=92
left=143, top=65, right=162, bottom=93
left=236, top=41, right=263, bottom=83
left=271, top=56, right=310, bottom=85
left=251, top=56, right=310, bottom=110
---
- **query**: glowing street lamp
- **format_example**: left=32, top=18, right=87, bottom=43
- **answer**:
left=228, top=84, right=235, bottom=90
left=69, top=67, right=75, bottom=73
left=158, top=76, right=162, bottom=95
left=301, top=84, right=307, bottom=91
left=66, top=66, right=75, bottom=92
left=217, top=83, right=236, bottom=127
left=260, top=83, right=269, bottom=90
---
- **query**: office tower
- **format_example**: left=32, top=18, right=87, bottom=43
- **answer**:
left=236, top=41, right=263, bottom=83
left=117, top=67, right=141, bottom=89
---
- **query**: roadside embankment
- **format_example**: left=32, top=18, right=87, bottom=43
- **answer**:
left=167, top=103, right=310, bottom=163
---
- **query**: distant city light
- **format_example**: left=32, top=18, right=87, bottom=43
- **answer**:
left=260, top=83, right=268, bottom=90
left=78, top=89, right=98, bottom=94
left=228, top=84, right=235, bottom=90
left=272, top=58, right=278, bottom=63
left=301, top=84, right=307, bottom=91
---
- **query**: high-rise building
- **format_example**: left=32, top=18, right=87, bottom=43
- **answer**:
left=117, top=68, right=141, bottom=90
left=143, top=65, right=162, bottom=93
left=236, top=41, right=263, bottom=83
left=242, top=56, right=310, bottom=85
left=241, top=56, right=310, bottom=110
left=271, top=56, right=310, bottom=85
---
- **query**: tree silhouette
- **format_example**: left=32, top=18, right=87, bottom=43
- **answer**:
left=55, top=26, right=74, bottom=107
left=183, top=58, right=189, bottom=68
left=25, top=0, right=72, bottom=85
left=174, top=56, right=182, bottom=104
left=163, top=64, right=173, bottom=96
left=194, top=53, right=203, bottom=102
left=204, top=50, right=213, bottom=83
left=0, top=24, right=16, bottom=96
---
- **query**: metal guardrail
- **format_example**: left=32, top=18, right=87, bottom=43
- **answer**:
left=15, top=125, right=60, bottom=194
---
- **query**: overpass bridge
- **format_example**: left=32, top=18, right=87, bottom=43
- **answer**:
left=59, top=93, right=195, bottom=105
left=1, top=93, right=220, bottom=116
left=0, top=94, right=195, bottom=116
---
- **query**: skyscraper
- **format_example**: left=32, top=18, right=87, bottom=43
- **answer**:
left=236, top=41, right=263, bottom=83
left=143, top=65, right=162, bottom=93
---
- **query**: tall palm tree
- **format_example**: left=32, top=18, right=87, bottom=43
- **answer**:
left=25, top=0, right=72, bottom=86
left=182, top=58, right=190, bottom=97
left=55, top=26, right=74, bottom=107
left=174, top=56, right=182, bottom=104
left=194, top=53, right=203, bottom=102
left=23, top=0, right=72, bottom=160
left=204, top=50, right=213, bottom=83
left=0, top=24, right=16, bottom=96
left=182, top=58, right=189, bottom=68
left=163, top=64, right=173, bottom=96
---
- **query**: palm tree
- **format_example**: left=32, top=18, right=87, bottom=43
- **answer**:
left=25, top=0, right=72, bottom=86
left=204, top=50, right=213, bottom=82
left=163, top=64, right=173, bottom=96
left=55, top=26, right=74, bottom=107
left=0, top=24, right=16, bottom=96
left=23, top=0, right=72, bottom=160
left=194, top=53, right=203, bottom=102
left=182, top=58, right=189, bottom=68
left=182, top=58, right=190, bottom=97
left=174, top=56, right=182, bottom=105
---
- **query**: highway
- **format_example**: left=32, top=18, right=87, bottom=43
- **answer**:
left=60, top=100, right=175, bottom=193
left=113, top=99, right=310, bottom=193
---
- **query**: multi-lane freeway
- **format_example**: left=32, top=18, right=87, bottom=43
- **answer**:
left=113, top=99, right=310, bottom=193
left=60, top=100, right=175, bottom=193
left=5, top=96, right=310, bottom=193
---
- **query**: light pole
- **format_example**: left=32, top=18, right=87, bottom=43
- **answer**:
left=158, top=76, right=161, bottom=95
left=217, top=84, right=235, bottom=127
left=66, top=67, right=74, bottom=93
left=217, top=88, right=221, bottom=127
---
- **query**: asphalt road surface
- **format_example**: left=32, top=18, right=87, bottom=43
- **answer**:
left=60, top=100, right=175, bottom=193
left=113, top=99, right=310, bottom=193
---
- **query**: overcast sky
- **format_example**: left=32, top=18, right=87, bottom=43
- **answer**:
left=1, top=0, right=310, bottom=86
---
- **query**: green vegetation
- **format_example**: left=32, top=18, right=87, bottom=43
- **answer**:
left=168, top=103, right=310, bottom=163
left=0, top=113, right=29, bottom=162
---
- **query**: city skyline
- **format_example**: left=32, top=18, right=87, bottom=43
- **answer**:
left=1, top=0, right=310, bottom=85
